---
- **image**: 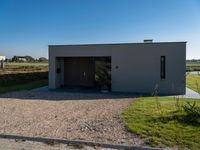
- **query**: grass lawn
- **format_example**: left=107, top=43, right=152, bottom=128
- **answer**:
left=122, top=97, right=200, bottom=149
left=186, top=74, right=200, bottom=93
left=0, top=79, right=48, bottom=94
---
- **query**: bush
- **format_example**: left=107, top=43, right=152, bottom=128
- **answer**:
left=95, top=61, right=111, bottom=87
left=182, top=101, right=200, bottom=123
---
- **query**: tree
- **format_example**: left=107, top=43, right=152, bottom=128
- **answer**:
left=38, top=57, right=48, bottom=62
left=95, top=61, right=111, bottom=90
left=11, top=56, right=18, bottom=62
left=11, top=56, right=35, bottom=62
left=25, top=56, right=35, bottom=62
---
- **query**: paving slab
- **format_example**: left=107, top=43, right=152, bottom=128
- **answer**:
left=173, top=88, right=200, bottom=99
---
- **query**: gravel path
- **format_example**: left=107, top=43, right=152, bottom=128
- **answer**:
left=0, top=91, right=143, bottom=146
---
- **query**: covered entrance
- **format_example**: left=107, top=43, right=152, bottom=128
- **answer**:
left=63, top=57, right=111, bottom=89
left=64, top=57, right=95, bottom=87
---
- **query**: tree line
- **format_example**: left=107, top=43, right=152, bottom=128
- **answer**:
left=6, top=56, right=48, bottom=62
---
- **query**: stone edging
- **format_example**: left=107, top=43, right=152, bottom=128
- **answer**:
left=0, top=134, right=160, bottom=150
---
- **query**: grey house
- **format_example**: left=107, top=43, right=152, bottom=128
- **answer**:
left=49, top=40, right=186, bottom=95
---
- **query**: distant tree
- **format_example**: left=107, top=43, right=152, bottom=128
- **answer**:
left=11, top=56, right=18, bottom=62
left=38, top=57, right=48, bottom=62
left=5, top=58, right=11, bottom=62
left=24, top=56, right=35, bottom=62
left=11, top=56, right=35, bottom=62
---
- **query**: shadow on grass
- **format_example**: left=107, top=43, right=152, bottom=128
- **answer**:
left=153, top=112, right=200, bottom=127
left=0, top=71, right=48, bottom=86
left=0, top=71, right=48, bottom=96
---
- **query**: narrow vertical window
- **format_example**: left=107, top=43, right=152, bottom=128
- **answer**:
left=160, top=56, right=166, bottom=79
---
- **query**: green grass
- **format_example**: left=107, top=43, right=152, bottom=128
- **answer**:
left=0, top=79, right=48, bottom=94
left=186, top=74, right=200, bottom=93
left=122, top=97, right=200, bottom=149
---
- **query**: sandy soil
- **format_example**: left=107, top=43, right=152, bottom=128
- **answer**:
left=0, top=90, right=143, bottom=146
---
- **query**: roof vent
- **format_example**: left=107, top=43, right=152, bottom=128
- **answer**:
left=144, top=39, right=153, bottom=43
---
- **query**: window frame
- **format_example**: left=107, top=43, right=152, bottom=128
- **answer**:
left=160, top=56, right=166, bottom=79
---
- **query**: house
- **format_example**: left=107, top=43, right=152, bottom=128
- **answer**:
left=0, top=54, right=6, bottom=68
left=49, top=40, right=186, bottom=95
left=18, top=57, right=27, bottom=62
left=0, top=54, right=6, bottom=61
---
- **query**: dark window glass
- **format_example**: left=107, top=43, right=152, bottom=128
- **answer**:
left=160, top=56, right=165, bottom=79
left=56, top=68, right=61, bottom=74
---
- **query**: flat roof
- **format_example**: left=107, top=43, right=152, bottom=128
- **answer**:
left=49, top=41, right=187, bottom=47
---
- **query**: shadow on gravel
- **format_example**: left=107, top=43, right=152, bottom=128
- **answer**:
left=0, top=134, right=158, bottom=150
left=0, top=89, right=144, bottom=101
left=0, top=86, right=177, bottom=101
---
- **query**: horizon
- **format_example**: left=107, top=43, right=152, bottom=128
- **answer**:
left=0, top=0, right=200, bottom=59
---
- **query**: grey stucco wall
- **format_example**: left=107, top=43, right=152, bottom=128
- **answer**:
left=49, top=42, right=186, bottom=95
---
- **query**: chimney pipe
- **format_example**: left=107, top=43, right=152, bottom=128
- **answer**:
left=144, top=39, right=153, bottom=43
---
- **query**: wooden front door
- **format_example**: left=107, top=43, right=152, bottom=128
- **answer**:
left=64, top=57, right=95, bottom=87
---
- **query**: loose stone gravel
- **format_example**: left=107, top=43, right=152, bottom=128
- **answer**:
left=0, top=90, right=143, bottom=146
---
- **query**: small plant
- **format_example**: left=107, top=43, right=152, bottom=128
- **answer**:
left=155, top=97, right=161, bottom=111
left=175, top=97, right=180, bottom=109
left=174, top=96, right=182, bottom=112
left=152, top=84, right=162, bottom=111
left=45, top=139, right=57, bottom=146
left=195, top=80, right=200, bottom=94
left=182, top=101, right=200, bottom=119
left=68, top=143, right=84, bottom=149
left=15, top=139, right=26, bottom=142
left=152, top=84, right=159, bottom=96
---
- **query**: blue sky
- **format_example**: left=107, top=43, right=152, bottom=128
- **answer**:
left=0, top=0, right=200, bottom=59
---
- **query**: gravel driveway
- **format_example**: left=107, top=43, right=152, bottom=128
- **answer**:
left=0, top=90, right=143, bottom=146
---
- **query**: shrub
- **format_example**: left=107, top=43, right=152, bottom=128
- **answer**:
left=182, top=101, right=200, bottom=124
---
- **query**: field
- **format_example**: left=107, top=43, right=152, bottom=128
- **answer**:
left=0, top=62, right=48, bottom=93
left=1, top=62, right=48, bottom=73
left=122, top=97, right=200, bottom=149
left=186, top=62, right=200, bottom=72
left=5, top=62, right=48, bottom=66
